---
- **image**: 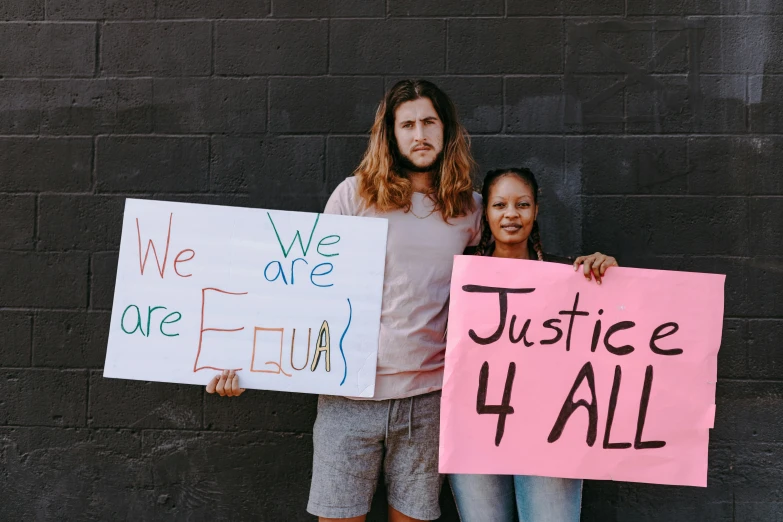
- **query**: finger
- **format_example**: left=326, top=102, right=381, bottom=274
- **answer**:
left=583, top=259, right=594, bottom=280
left=599, top=257, right=615, bottom=276
left=231, top=374, right=243, bottom=397
left=573, top=256, right=585, bottom=271
left=206, top=375, right=219, bottom=394
left=216, top=370, right=228, bottom=396
left=227, top=370, right=237, bottom=397
left=592, top=258, right=603, bottom=284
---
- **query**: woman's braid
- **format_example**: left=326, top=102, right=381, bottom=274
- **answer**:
left=530, top=220, right=544, bottom=261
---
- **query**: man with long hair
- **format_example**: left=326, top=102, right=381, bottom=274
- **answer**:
left=305, top=80, right=482, bottom=522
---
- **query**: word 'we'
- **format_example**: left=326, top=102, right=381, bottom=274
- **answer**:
left=263, top=213, right=341, bottom=288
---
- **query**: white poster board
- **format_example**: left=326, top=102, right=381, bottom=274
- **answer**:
left=104, top=198, right=387, bottom=398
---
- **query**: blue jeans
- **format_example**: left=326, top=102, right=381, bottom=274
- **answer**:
left=449, top=474, right=582, bottom=522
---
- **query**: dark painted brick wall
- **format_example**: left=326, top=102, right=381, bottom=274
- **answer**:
left=0, top=1, right=780, bottom=521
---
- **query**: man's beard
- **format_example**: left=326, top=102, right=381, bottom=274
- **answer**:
left=396, top=148, right=444, bottom=174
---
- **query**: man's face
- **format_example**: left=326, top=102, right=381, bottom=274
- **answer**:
left=393, top=97, right=444, bottom=172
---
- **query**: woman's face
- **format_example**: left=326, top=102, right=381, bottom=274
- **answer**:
left=486, top=174, right=538, bottom=247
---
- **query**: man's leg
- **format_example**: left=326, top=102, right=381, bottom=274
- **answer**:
left=307, top=395, right=385, bottom=520
left=388, top=505, right=424, bottom=522
left=320, top=517, right=365, bottom=522
left=384, top=391, right=444, bottom=521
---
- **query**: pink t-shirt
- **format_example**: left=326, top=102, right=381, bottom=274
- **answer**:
left=325, top=176, right=483, bottom=400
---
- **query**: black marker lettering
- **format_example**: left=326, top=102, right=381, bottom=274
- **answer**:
left=634, top=365, right=666, bottom=449
left=650, top=322, right=683, bottom=356
left=590, top=309, right=604, bottom=353
left=476, top=361, right=516, bottom=446
left=540, top=318, right=563, bottom=345
left=603, top=321, right=636, bottom=356
left=547, top=362, right=598, bottom=447
left=558, top=293, right=590, bottom=352
left=462, top=285, right=535, bottom=345
left=509, top=316, right=534, bottom=347
left=603, top=365, right=632, bottom=449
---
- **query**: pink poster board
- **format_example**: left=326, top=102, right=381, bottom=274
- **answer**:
left=440, top=256, right=725, bottom=487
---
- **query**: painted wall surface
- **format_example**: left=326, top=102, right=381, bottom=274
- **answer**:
left=0, top=1, right=781, bottom=520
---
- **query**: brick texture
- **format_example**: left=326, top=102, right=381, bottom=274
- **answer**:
left=1, top=2, right=781, bottom=521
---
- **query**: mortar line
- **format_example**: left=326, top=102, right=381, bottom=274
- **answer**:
left=745, top=74, right=750, bottom=131
left=94, top=22, right=101, bottom=77
left=501, top=75, right=506, bottom=131
left=0, top=423, right=316, bottom=436
left=92, top=136, right=98, bottom=193
left=267, top=77, right=271, bottom=133
left=444, top=19, right=448, bottom=72
left=29, top=313, right=35, bottom=366
left=732, top=492, right=736, bottom=522
left=3, top=15, right=778, bottom=21
left=0, top=72, right=772, bottom=80
left=33, top=194, right=39, bottom=251
left=211, top=21, right=215, bottom=76
left=85, top=371, right=91, bottom=428
left=326, top=19, right=330, bottom=74
left=86, top=253, right=93, bottom=310
left=207, top=135, right=212, bottom=190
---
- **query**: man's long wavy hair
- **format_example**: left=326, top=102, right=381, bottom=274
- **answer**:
left=354, top=79, right=477, bottom=220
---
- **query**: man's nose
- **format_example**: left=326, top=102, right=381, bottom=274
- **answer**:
left=413, top=123, right=425, bottom=140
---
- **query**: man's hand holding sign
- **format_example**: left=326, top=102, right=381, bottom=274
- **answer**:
left=207, top=369, right=245, bottom=397
left=440, top=255, right=724, bottom=487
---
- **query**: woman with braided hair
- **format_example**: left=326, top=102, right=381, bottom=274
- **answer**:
left=449, top=167, right=618, bottom=522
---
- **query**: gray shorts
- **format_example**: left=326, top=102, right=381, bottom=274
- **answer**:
left=307, top=391, right=443, bottom=520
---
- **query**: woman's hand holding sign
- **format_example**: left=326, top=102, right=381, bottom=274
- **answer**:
left=206, top=370, right=246, bottom=397
left=573, top=252, right=618, bottom=285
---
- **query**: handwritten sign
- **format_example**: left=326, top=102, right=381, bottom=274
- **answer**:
left=439, top=256, right=724, bottom=487
left=104, top=199, right=388, bottom=398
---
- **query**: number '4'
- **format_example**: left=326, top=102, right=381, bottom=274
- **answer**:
left=476, top=361, right=516, bottom=446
